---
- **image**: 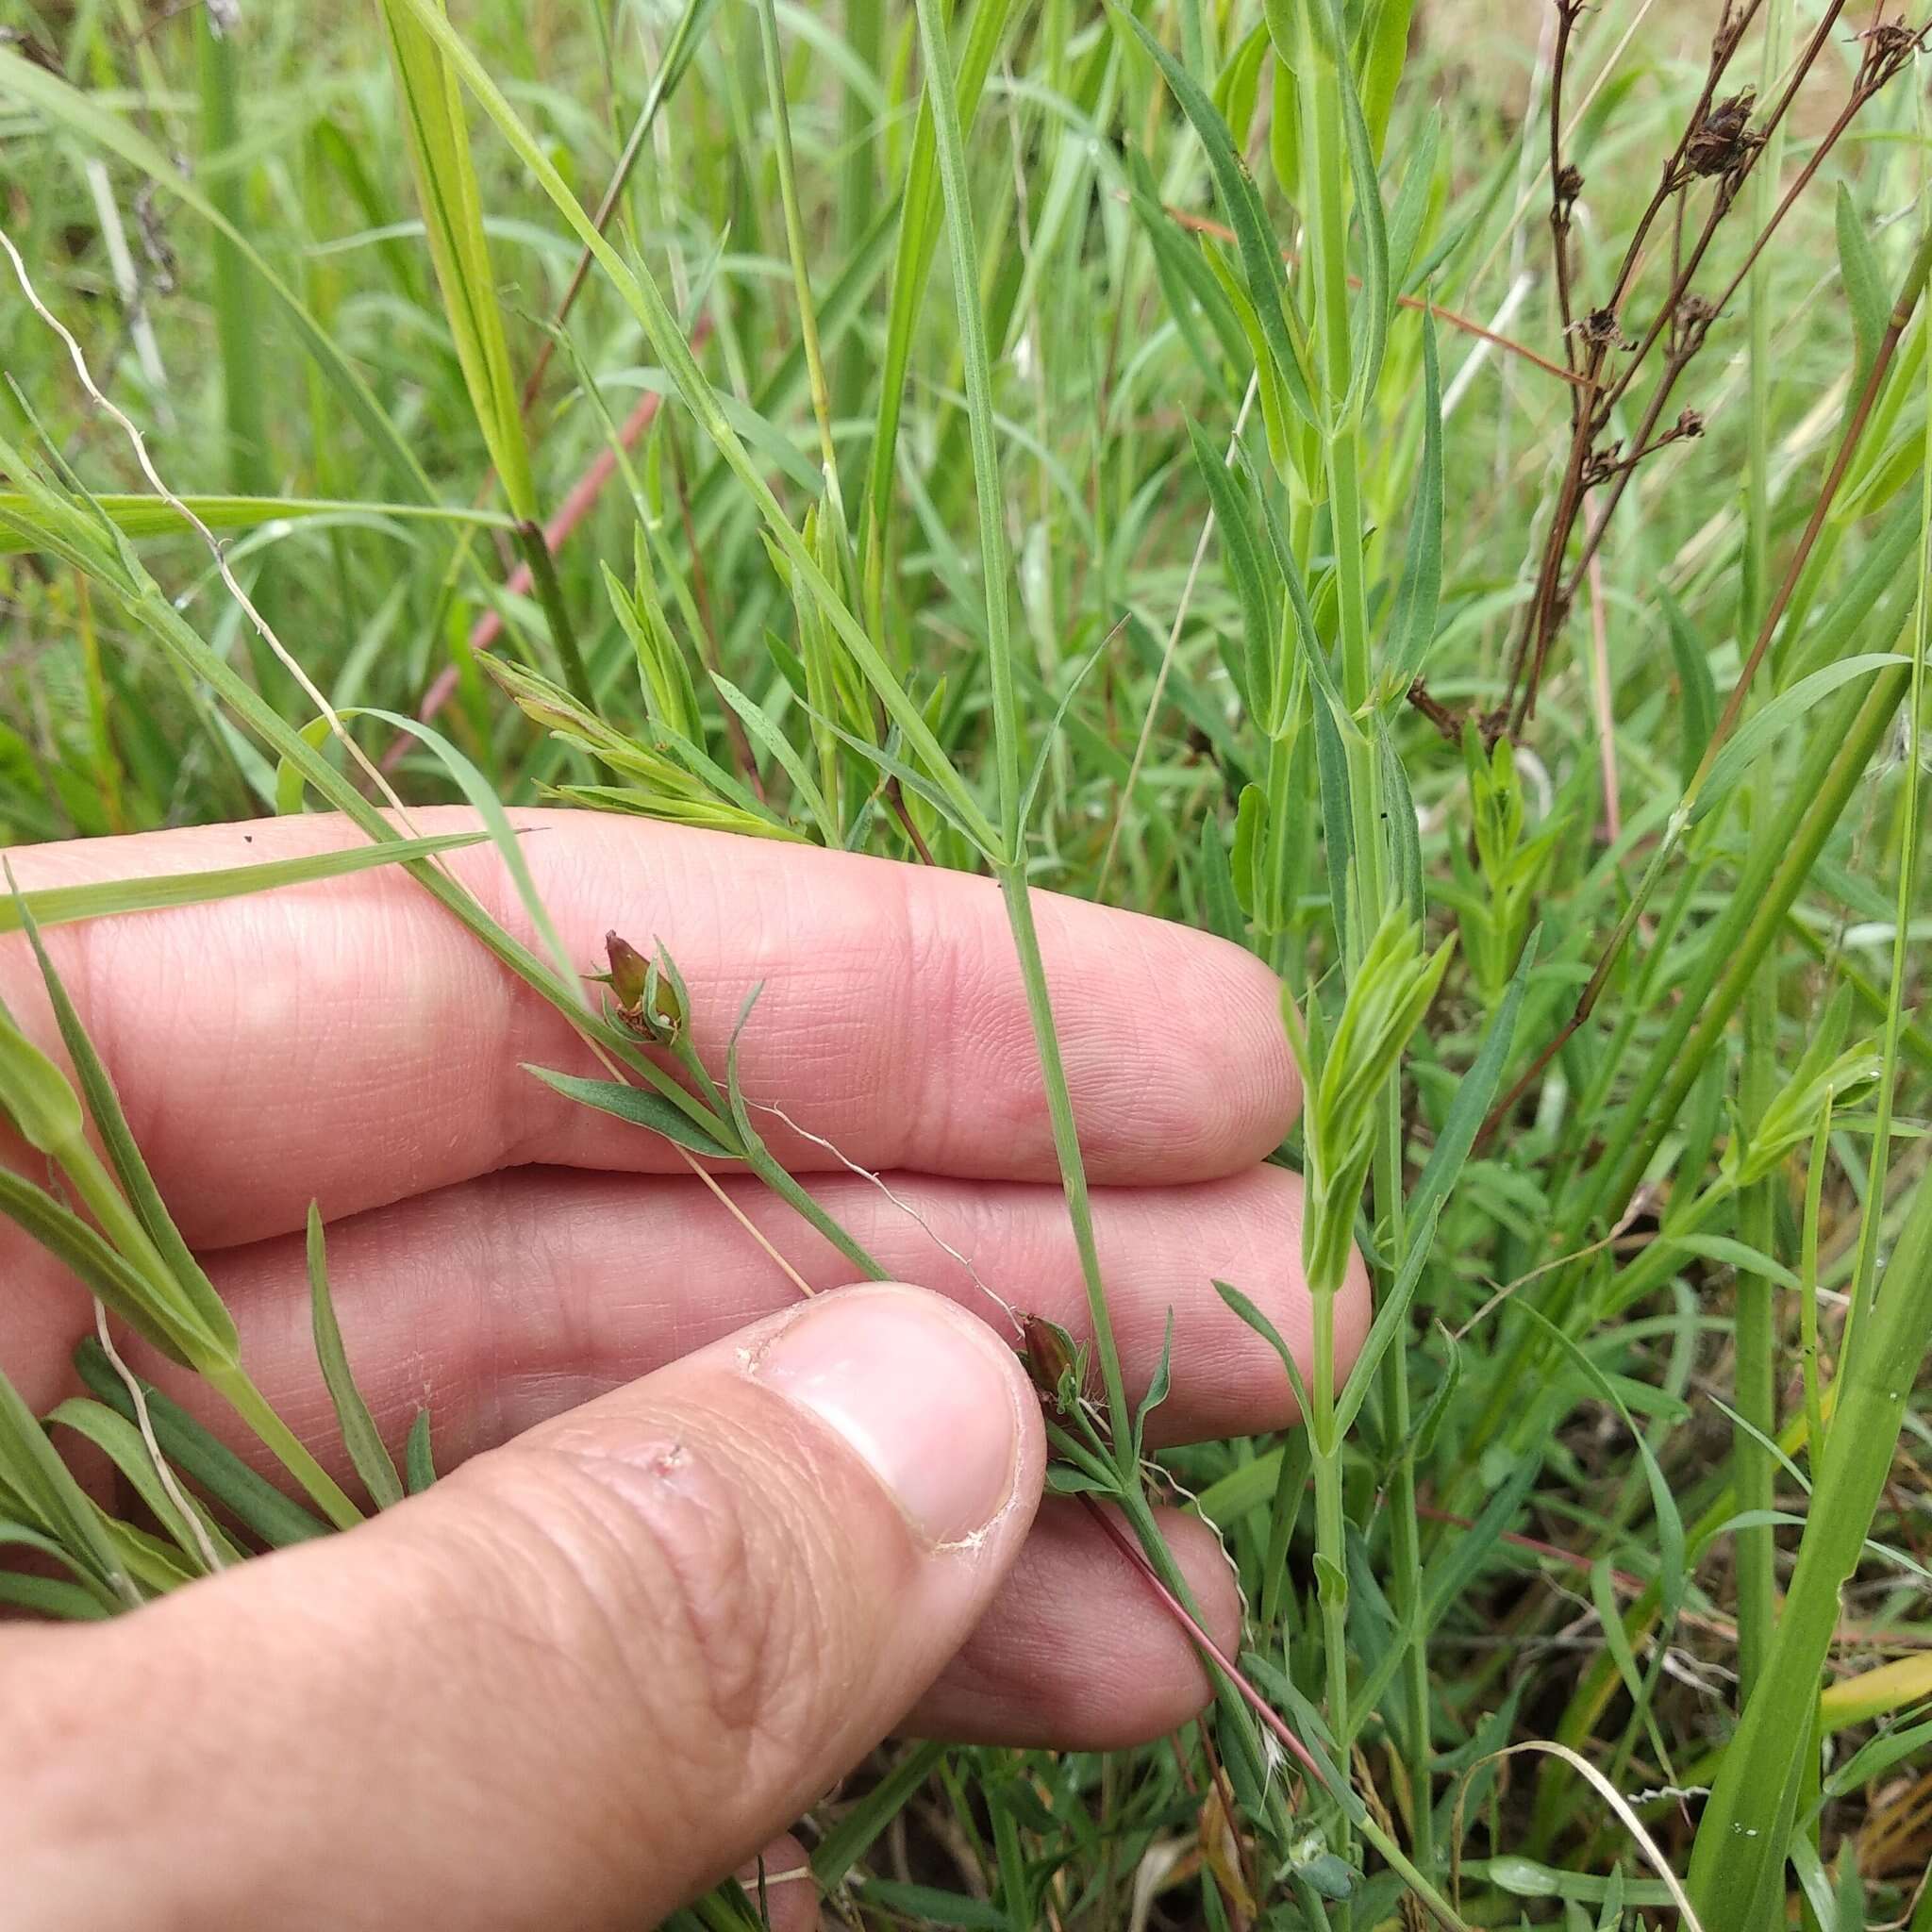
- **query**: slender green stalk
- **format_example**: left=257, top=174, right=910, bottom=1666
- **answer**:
left=209, top=1367, right=363, bottom=1533
left=1840, top=240, right=1932, bottom=1388
left=908, top=0, right=1022, bottom=852
left=197, top=8, right=270, bottom=500
left=1308, top=1284, right=1352, bottom=1804
left=1730, top=0, right=1790, bottom=1702
left=515, top=522, right=591, bottom=712
left=998, top=865, right=1132, bottom=1458
left=1285, top=3, right=1432, bottom=1887
left=1689, top=1165, right=1932, bottom=1925
left=1799, top=1108, right=1831, bottom=1466
left=754, top=0, right=847, bottom=526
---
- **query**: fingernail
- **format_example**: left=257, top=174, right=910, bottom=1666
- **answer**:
left=753, top=1288, right=1024, bottom=1546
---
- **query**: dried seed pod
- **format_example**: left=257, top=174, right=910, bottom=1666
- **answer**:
left=1570, top=306, right=1630, bottom=353
left=1684, top=90, right=1761, bottom=180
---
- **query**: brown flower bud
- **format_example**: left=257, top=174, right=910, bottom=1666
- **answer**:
left=602, top=930, right=651, bottom=1011
left=599, top=932, right=685, bottom=1045
left=1019, top=1313, right=1081, bottom=1412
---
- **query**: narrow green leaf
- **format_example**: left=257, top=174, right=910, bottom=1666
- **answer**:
left=521, top=1064, right=741, bottom=1159
left=0, top=1005, right=84, bottom=1155
left=1311, top=693, right=1356, bottom=955
left=1235, top=435, right=1349, bottom=732
left=1198, top=814, right=1247, bottom=948
left=1326, top=0, right=1391, bottom=413
left=74, top=1337, right=330, bottom=1547
left=1836, top=182, right=1888, bottom=382
left=12, top=885, right=240, bottom=1360
left=1659, top=586, right=1717, bottom=791
left=0, top=1169, right=196, bottom=1364
left=1379, top=720, right=1424, bottom=919
left=0, top=493, right=515, bottom=555
left=1695, top=655, right=1908, bottom=822
left=1408, top=925, right=1540, bottom=1230
left=1334, top=1200, right=1441, bottom=1438
left=0, top=833, right=490, bottom=934
left=406, top=1409, right=438, bottom=1494
left=0, top=1363, right=135, bottom=1607
left=1386, top=310, right=1443, bottom=691
left=307, top=1205, right=404, bottom=1510
left=45, top=1398, right=240, bottom=1574
left=865, top=0, right=1016, bottom=558
left=1112, top=5, right=1318, bottom=427
left=709, top=674, right=840, bottom=845
left=811, top=1742, right=948, bottom=1889
left=1357, top=0, right=1417, bottom=158
left=1187, top=423, right=1276, bottom=724
left=0, top=1569, right=110, bottom=1621
left=1215, top=1278, right=1314, bottom=1427
left=377, top=0, right=536, bottom=517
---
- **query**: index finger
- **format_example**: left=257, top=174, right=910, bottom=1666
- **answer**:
left=0, top=809, right=1297, bottom=1249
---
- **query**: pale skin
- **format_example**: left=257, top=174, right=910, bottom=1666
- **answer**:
left=0, top=809, right=1366, bottom=1931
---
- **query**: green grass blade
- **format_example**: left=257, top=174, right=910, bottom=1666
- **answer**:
left=0, top=833, right=490, bottom=934
left=46, top=1397, right=241, bottom=1574
left=0, top=1362, right=137, bottom=1607
left=306, top=1205, right=404, bottom=1510
left=405, top=1410, right=438, bottom=1495
left=376, top=0, right=536, bottom=521
left=74, top=1337, right=331, bottom=1548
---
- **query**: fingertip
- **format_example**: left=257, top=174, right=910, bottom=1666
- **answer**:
left=748, top=1283, right=1044, bottom=1554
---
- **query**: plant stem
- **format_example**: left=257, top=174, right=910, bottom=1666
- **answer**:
left=1840, top=236, right=1932, bottom=1390
left=211, top=1366, right=363, bottom=1532
left=1309, top=1285, right=1351, bottom=1790
left=754, top=0, right=847, bottom=528
left=998, top=862, right=1133, bottom=1461
left=198, top=8, right=270, bottom=502
left=1799, top=1108, right=1831, bottom=1467
left=1730, top=0, right=1790, bottom=1699
left=1461, top=668, right=1908, bottom=1478
left=515, top=520, right=592, bottom=714
left=1690, top=1164, right=1932, bottom=1925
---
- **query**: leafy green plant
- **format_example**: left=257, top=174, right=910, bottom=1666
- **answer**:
left=2, top=0, right=1930, bottom=1924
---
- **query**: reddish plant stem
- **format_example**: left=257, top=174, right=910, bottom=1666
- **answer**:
left=1077, top=1493, right=1326, bottom=1795
left=1556, top=42, right=1890, bottom=619
left=1597, top=0, right=1847, bottom=422
left=1478, top=215, right=1932, bottom=1146
left=1548, top=2, right=1582, bottom=384
left=1501, top=0, right=1871, bottom=732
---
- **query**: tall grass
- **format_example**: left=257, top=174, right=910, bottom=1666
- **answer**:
left=2, top=0, right=1930, bottom=1923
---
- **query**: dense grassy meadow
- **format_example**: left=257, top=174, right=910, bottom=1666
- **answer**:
left=3, top=0, right=1932, bottom=1923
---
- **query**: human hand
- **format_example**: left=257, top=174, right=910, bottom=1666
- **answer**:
left=0, top=810, right=1364, bottom=1930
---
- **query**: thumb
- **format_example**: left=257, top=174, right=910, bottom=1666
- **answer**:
left=4, top=1284, right=1043, bottom=1932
